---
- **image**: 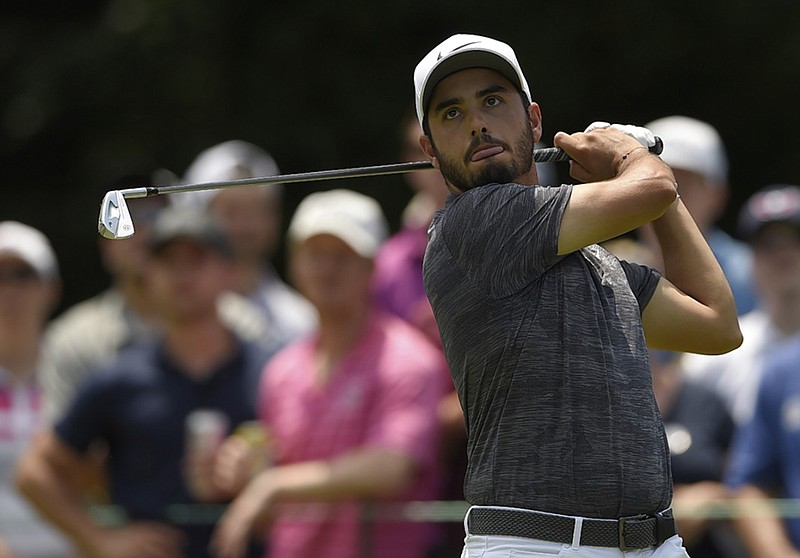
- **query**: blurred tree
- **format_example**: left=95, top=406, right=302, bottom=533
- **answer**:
left=2, top=0, right=799, bottom=313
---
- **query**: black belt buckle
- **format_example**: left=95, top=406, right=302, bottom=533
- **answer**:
left=618, top=514, right=648, bottom=551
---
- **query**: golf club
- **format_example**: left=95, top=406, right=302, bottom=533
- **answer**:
left=97, top=138, right=663, bottom=239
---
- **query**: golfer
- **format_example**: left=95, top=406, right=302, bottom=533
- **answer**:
left=415, top=34, right=742, bottom=557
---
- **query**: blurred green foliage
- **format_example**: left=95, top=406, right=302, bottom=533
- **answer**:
left=3, top=0, right=800, bottom=313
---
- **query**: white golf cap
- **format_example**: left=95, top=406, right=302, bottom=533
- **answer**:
left=172, top=140, right=281, bottom=211
left=0, top=221, right=59, bottom=280
left=414, top=34, right=532, bottom=127
left=646, top=116, right=729, bottom=185
left=288, top=189, right=388, bottom=258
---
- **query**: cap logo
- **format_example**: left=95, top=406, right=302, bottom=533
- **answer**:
left=438, top=41, right=480, bottom=60
left=751, top=188, right=800, bottom=221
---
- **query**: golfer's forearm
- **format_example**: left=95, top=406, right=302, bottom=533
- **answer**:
left=651, top=199, right=738, bottom=318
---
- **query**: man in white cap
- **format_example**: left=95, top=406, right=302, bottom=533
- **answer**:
left=40, top=169, right=274, bottom=425
left=0, top=221, right=74, bottom=557
left=177, top=140, right=316, bottom=349
left=411, top=34, right=742, bottom=557
left=210, top=189, right=450, bottom=558
left=646, top=115, right=756, bottom=315
left=16, top=207, right=271, bottom=558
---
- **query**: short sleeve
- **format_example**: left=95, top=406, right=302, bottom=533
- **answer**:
left=439, top=183, right=572, bottom=297
left=619, top=259, right=662, bottom=313
left=54, top=372, right=117, bottom=455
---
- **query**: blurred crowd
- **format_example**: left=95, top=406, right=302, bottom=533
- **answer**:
left=2, top=112, right=800, bottom=558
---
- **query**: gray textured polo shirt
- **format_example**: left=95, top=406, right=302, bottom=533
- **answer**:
left=423, top=182, right=671, bottom=518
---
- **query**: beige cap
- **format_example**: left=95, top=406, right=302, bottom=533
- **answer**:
left=288, top=189, right=388, bottom=258
left=646, top=116, right=728, bottom=185
left=0, top=221, right=59, bottom=280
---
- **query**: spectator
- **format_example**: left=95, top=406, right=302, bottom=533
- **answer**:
left=646, top=115, right=757, bottom=315
left=726, top=328, right=800, bottom=558
left=372, top=112, right=463, bottom=557
left=40, top=170, right=274, bottom=424
left=650, top=349, right=748, bottom=558
left=15, top=207, right=272, bottom=558
left=683, top=184, right=800, bottom=424
left=602, top=236, right=748, bottom=558
left=211, top=189, right=448, bottom=558
left=0, top=221, right=75, bottom=558
left=372, top=112, right=449, bottom=339
left=175, top=140, right=316, bottom=347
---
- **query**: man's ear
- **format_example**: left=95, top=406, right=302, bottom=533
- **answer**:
left=528, top=102, right=543, bottom=144
left=419, top=134, right=440, bottom=170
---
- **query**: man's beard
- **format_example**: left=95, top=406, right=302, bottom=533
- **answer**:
left=432, top=125, right=535, bottom=192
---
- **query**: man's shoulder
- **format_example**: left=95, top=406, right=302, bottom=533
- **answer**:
left=762, top=334, right=800, bottom=381
left=441, top=183, right=570, bottom=223
left=43, top=289, right=134, bottom=359
left=71, top=342, right=159, bottom=396
left=47, top=289, right=125, bottom=333
left=253, top=274, right=317, bottom=336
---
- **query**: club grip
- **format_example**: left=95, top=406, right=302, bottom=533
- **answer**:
left=533, top=136, right=664, bottom=164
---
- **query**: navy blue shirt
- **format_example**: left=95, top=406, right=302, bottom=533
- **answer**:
left=56, top=337, right=268, bottom=558
left=726, top=336, right=800, bottom=548
left=663, top=380, right=734, bottom=558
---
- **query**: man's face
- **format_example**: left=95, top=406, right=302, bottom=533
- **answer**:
left=208, top=187, right=281, bottom=262
left=149, top=241, right=231, bottom=323
left=0, top=255, right=57, bottom=328
left=751, top=222, right=800, bottom=303
left=421, top=68, right=542, bottom=192
left=290, top=234, right=372, bottom=315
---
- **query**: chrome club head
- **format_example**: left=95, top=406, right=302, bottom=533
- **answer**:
left=97, top=190, right=135, bottom=239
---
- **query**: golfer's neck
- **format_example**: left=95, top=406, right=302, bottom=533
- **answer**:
left=516, top=165, right=540, bottom=186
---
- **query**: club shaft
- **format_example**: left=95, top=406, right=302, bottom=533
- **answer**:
left=118, top=137, right=662, bottom=199
left=120, top=147, right=571, bottom=199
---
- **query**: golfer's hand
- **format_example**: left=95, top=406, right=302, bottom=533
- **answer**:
left=88, top=522, right=185, bottom=558
left=554, top=126, right=647, bottom=183
left=210, top=473, right=277, bottom=558
left=583, top=121, right=657, bottom=150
